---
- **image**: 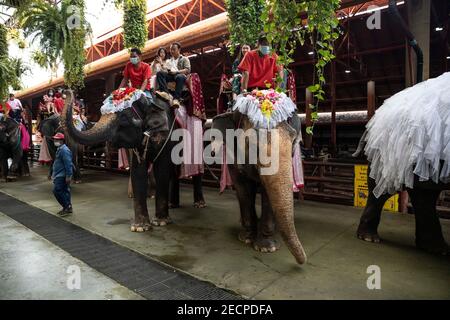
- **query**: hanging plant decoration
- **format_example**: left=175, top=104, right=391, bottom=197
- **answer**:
left=62, top=0, right=88, bottom=90
left=0, top=24, right=8, bottom=59
left=264, top=0, right=341, bottom=134
left=116, top=0, right=148, bottom=50
left=225, top=0, right=264, bottom=55
left=227, top=0, right=341, bottom=134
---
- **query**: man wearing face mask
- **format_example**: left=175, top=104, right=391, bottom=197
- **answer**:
left=119, top=48, right=152, bottom=99
left=49, top=133, right=73, bottom=217
left=238, top=34, right=281, bottom=93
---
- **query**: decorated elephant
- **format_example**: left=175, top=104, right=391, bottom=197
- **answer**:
left=0, top=117, right=29, bottom=181
left=211, top=89, right=307, bottom=265
left=63, top=89, right=177, bottom=231
left=0, top=118, right=22, bottom=180
left=354, top=72, right=450, bottom=255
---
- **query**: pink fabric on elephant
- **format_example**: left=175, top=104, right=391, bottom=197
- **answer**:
left=175, top=105, right=205, bottom=179
left=292, top=143, right=305, bottom=192
left=38, top=138, right=52, bottom=164
left=118, top=148, right=129, bottom=170
left=19, top=123, right=30, bottom=152
left=220, top=148, right=233, bottom=193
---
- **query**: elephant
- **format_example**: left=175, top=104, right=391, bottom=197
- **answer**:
left=356, top=169, right=450, bottom=255
left=211, top=111, right=307, bottom=265
left=0, top=117, right=28, bottom=181
left=62, top=90, right=177, bottom=232
left=354, top=72, right=450, bottom=255
left=39, top=114, right=82, bottom=182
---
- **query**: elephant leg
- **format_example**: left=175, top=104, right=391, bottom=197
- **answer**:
left=22, top=152, right=30, bottom=177
left=228, top=165, right=258, bottom=244
left=408, top=188, right=449, bottom=255
left=151, top=150, right=172, bottom=226
left=169, top=165, right=180, bottom=208
left=130, top=154, right=151, bottom=233
left=253, top=187, right=280, bottom=253
left=357, top=176, right=392, bottom=243
left=193, top=174, right=206, bottom=208
left=0, top=157, right=7, bottom=182
left=148, top=169, right=156, bottom=199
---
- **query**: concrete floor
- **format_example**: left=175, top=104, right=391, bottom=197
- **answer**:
left=0, top=212, right=142, bottom=300
left=1, top=165, right=449, bottom=300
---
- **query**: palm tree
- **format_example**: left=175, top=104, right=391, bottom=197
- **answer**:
left=17, top=0, right=68, bottom=72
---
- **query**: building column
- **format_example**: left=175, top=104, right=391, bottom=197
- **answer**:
left=105, top=73, right=117, bottom=95
left=405, top=0, right=431, bottom=86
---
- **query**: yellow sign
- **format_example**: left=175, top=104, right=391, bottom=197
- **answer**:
left=354, top=165, right=399, bottom=212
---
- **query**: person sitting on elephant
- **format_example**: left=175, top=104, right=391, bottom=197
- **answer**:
left=231, top=44, right=251, bottom=100
left=239, top=34, right=283, bottom=93
left=0, top=101, right=10, bottom=121
left=6, top=93, right=23, bottom=123
left=119, top=48, right=152, bottom=100
left=49, top=133, right=73, bottom=217
left=156, top=42, right=191, bottom=109
left=151, top=47, right=169, bottom=89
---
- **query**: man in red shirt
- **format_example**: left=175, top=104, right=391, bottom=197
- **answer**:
left=119, top=48, right=152, bottom=99
left=238, top=34, right=282, bottom=93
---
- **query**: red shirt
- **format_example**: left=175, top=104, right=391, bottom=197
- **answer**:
left=238, top=50, right=279, bottom=89
left=123, top=62, right=152, bottom=91
left=54, top=97, right=64, bottom=113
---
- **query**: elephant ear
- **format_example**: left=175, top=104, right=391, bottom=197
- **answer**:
left=287, top=114, right=302, bottom=145
left=144, top=98, right=170, bottom=133
left=211, top=112, right=236, bottom=137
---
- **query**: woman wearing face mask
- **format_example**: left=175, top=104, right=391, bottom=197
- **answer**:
left=238, top=34, right=282, bottom=93
left=119, top=48, right=152, bottom=99
left=231, top=44, right=251, bottom=100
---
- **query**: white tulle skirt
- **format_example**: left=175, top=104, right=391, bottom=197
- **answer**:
left=363, top=72, right=450, bottom=198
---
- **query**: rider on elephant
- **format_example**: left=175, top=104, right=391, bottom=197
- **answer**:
left=119, top=48, right=152, bottom=101
left=239, top=34, right=284, bottom=93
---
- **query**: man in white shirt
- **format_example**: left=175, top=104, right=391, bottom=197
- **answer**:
left=7, top=93, right=23, bottom=122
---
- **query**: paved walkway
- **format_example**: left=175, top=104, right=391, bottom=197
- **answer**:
left=1, top=166, right=449, bottom=299
left=0, top=213, right=142, bottom=300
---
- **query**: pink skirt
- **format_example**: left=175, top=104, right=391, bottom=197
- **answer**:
left=118, top=148, right=129, bottom=170
left=38, top=139, right=52, bottom=164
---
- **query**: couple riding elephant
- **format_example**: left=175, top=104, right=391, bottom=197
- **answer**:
left=63, top=88, right=308, bottom=265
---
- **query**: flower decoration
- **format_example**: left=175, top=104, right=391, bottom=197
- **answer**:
left=111, top=87, right=137, bottom=105
left=249, top=89, right=281, bottom=119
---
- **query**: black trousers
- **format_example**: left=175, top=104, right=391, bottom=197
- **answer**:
left=156, top=71, right=187, bottom=100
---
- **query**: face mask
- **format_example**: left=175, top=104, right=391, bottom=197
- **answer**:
left=260, top=46, right=271, bottom=56
left=130, top=57, right=140, bottom=65
left=49, top=92, right=54, bottom=97
left=54, top=142, right=62, bottom=147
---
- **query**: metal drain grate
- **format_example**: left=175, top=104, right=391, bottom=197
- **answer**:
left=0, top=192, right=241, bottom=300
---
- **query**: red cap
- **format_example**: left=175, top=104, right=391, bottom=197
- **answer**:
left=53, top=133, right=65, bottom=140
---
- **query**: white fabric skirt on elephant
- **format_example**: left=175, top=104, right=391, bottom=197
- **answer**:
left=363, top=71, right=450, bottom=198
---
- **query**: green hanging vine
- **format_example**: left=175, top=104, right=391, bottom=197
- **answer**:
left=62, top=0, right=88, bottom=90
left=227, top=0, right=341, bottom=134
left=116, top=0, right=148, bottom=50
left=225, top=0, right=264, bottom=55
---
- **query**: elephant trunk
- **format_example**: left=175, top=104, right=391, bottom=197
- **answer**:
left=62, top=90, right=118, bottom=146
left=259, top=127, right=307, bottom=265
